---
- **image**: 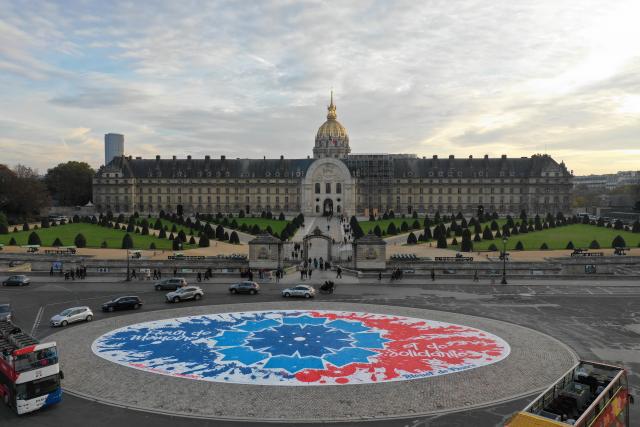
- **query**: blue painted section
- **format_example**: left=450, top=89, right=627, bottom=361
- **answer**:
left=264, top=355, right=325, bottom=373
left=324, top=347, right=377, bottom=367
left=326, top=319, right=370, bottom=333
left=352, top=332, right=390, bottom=349
left=43, top=388, right=62, bottom=407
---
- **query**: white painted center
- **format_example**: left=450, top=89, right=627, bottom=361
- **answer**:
left=294, top=336, right=306, bottom=342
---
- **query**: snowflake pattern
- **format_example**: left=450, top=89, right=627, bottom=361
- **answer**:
left=92, top=310, right=510, bottom=386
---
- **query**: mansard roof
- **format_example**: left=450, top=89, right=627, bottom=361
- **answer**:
left=346, top=154, right=570, bottom=179
left=98, top=156, right=315, bottom=179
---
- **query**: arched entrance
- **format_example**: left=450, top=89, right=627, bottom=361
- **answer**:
left=323, top=199, right=333, bottom=216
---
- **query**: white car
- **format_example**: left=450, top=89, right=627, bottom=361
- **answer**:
left=50, top=306, right=93, bottom=327
left=282, top=285, right=316, bottom=298
left=166, top=286, right=204, bottom=303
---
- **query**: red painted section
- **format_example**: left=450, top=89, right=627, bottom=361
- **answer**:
left=13, top=345, right=36, bottom=356
left=294, top=311, right=507, bottom=384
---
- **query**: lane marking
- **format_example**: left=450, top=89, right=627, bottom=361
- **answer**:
left=31, top=306, right=44, bottom=336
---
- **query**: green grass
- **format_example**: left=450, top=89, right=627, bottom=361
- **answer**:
left=0, top=223, right=194, bottom=250
left=214, top=217, right=290, bottom=234
left=452, top=224, right=640, bottom=251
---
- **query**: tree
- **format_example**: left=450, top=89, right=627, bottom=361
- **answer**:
left=350, top=216, right=364, bottom=239
left=141, top=224, right=150, bottom=236
left=229, top=231, right=240, bottom=244
left=373, top=224, right=382, bottom=237
left=0, top=213, right=8, bottom=234
left=540, top=242, right=549, bottom=250
left=423, top=225, right=432, bottom=240
left=9, top=237, right=17, bottom=245
left=400, top=221, right=409, bottom=232
left=482, top=226, right=494, bottom=240
left=612, top=235, right=626, bottom=248
left=0, top=164, right=50, bottom=222
left=411, top=219, right=420, bottom=229
left=514, top=241, right=524, bottom=250
left=632, top=221, right=640, bottom=233
left=215, top=224, right=225, bottom=240
left=44, top=161, right=94, bottom=206
left=189, top=236, right=196, bottom=245
left=487, top=243, right=498, bottom=251
left=473, top=232, right=482, bottom=242
left=172, top=238, right=181, bottom=250
left=74, top=233, right=87, bottom=248
left=406, top=232, right=417, bottom=245
left=589, top=240, right=600, bottom=249
left=387, top=223, right=397, bottom=235
left=460, top=229, right=473, bottom=252
left=22, top=222, right=29, bottom=231
left=149, top=242, right=156, bottom=250
left=566, top=241, right=575, bottom=249
left=614, top=220, right=623, bottom=230
left=100, top=240, right=108, bottom=248
left=52, top=237, right=63, bottom=247
left=154, top=218, right=163, bottom=230
left=199, top=235, right=210, bottom=247
left=27, top=231, right=41, bottom=245
left=121, top=234, right=134, bottom=249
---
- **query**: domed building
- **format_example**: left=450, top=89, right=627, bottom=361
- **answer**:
left=93, top=92, right=572, bottom=219
left=313, top=91, right=351, bottom=159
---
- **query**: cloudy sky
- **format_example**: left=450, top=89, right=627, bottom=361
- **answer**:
left=1, top=0, right=640, bottom=175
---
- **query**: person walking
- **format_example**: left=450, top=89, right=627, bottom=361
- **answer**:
left=336, top=267, right=342, bottom=279
left=197, top=271, right=202, bottom=282
left=430, top=268, right=435, bottom=281
left=378, top=271, right=382, bottom=281
left=153, top=269, right=158, bottom=280
left=131, top=268, right=137, bottom=279
left=473, top=270, right=479, bottom=282
left=173, top=267, right=177, bottom=276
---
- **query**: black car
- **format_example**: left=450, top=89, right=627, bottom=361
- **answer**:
left=102, top=296, right=143, bottom=312
left=229, top=281, right=260, bottom=295
left=154, top=278, right=187, bottom=291
left=2, top=275, right=30, bottom=286
left=0, top=303, right=12, bottom=322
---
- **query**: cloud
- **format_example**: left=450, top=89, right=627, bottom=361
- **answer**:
left=0, top=0, right=639, bottom=174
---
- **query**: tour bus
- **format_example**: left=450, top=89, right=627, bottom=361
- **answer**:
left=0, top=320, right=62, bottom=414
left=505, top=360, right=632, bottom=426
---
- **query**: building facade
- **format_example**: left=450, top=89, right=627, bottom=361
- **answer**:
left=93, top=95, right=573, bottom=217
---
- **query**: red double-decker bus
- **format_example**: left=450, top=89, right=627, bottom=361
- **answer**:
left=0, top=320, right=62, bottom=414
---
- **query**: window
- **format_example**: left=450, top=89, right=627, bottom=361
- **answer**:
left=315, top=183, right=320, bottom=194
left=336, top=183, right=342, bottom=193
left=326, top=183, right=331, bottom=193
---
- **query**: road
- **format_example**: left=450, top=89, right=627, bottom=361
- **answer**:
left=1, top=274, right=638, bottom=426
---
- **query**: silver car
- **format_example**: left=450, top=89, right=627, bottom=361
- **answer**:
left=282, top=285, right=316, bottom=298
left=50, top=306, right=94, bottom=327
left=166, top=286, right=204, bottom=303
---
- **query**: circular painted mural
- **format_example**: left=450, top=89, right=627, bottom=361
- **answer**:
left=91, top=310, right=510, bottom=386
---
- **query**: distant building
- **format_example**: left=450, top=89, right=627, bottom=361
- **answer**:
left=104, top=133, right=124, bottom=166
left=573, top=170, right=640, bottom=190
left=93, top=94, right=572, bottom=216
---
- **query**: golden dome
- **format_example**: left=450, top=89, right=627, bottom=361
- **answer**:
left=315, top=91, right=349, bottom=141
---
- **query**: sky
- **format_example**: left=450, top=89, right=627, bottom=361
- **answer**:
left=1, top=1, right=640, bottom=175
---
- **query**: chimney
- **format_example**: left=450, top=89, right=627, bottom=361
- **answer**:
left=155, top=155, right=160, bottom=160
left=432, top=155, right=438, bottom=159
left=469, top=155, right=473, bottom=159
left=449, top=155, right=454, bottom=159
left=501, top=154, right=507, bottom=159
left=484, top=154, right=489, bottom=159
left=135, top=156, right=142, bottom=160
left=280, top=155, right=284, bottom=160
left=172, top=155, right=176, bottom=160
left=187, top=155, right=191, bottom=160
left=205, top=155, right=210, bottom=160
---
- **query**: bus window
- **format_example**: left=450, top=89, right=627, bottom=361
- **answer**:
left=15, top=374, right=60, bottom=400
left=14, top=347, right=58, bottom=372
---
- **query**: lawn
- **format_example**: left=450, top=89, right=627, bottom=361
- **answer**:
left=0, top=223, right=192, bottom=250
left=212, top=217, right=290, bottom=234
left=453, top=224, right=640, bottom=251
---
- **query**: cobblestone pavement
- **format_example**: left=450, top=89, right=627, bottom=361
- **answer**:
left=0, top=277, right=638, bottom=426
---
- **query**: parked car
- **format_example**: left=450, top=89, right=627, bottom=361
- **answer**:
left=0, top=303, right=12, bottom=322
left=154, top=277, right=187, bottom=291
left=282, top=285, right=316, bottom=298
left=166, top=286, right=204, bottom=303
left=50, top=306, right=93, bottom=327
left=2, top=275, right=30, bottom=286
left=229, top=281, right=260, bottom=295
left=102, top=296, right=143, bottom=312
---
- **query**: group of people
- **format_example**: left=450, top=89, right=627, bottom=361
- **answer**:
left=56, top=266, right=87, bottom=280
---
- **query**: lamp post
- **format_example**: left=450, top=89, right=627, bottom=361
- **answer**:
left=501, top=237, right=508, bottom=285
left=126, top=248, right=130, bottom=281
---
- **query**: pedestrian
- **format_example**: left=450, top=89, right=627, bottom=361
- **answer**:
left=146, top=269, right=151, bottom=281
left=158, top=269, right=162, bottom=279
left=473, top=270, right=479, bottom=282
left=300, top=268, right=305, bottom=280
left=197, top=272, right=202, bottom=282
left=336, top=267, right=342, bottom=279
left=173, top=267, right=177, bottom=276
left=50, top=266, right=54, bottom=276
left=378, top=271, right=382, bottom=281
left=308, top=268, right=312, bottom=278
left=131, top=269, right=137, bottom=279
left=153, top=269, right=158, bottom=280
left=70, top=269, right=75, bottom=280
left=430, top=269, right=435, bottom=281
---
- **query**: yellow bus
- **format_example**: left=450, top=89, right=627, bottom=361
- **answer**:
left=506, top=360, right=632, bottom=426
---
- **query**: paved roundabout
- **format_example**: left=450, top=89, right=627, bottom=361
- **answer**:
left=49, top=302, right=577, bottom=422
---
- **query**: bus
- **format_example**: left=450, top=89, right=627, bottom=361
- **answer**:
left=505, top=360, right=632, bottom=426
left=0, top=320, right=62, bottom=414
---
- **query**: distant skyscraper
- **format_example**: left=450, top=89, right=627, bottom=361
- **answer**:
left=104, top=133, right=124, bottom=165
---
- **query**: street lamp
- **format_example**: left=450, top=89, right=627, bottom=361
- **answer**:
left=126, top=248, right=131, bottom=281
left=501, top=237, right=508, bottom=285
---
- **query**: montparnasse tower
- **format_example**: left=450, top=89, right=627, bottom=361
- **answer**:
left=313, top=91, right=351, bottom=159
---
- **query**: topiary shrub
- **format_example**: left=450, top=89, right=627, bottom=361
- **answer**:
left=565, top=241, right=575, bottom=249
left=9, top=237, right=17, bottom=245
left=28, top=231, right=41, bottom=246
left=74, top=233, right=86, bottom=248
left=514, top=241, right=524, bottom=251
left=199, top=235, right=210, bottom=247
left=611, top=235, right=626, bottom=248
left=451, top=237, right=458, bottom=246
left=406, top=232, right=417, bottom=245
left=589, top=240, right=600, bottom=249
left=473, top=233, right=482, bottom=242
left=149, top=242, right=156, bottom=250
left=121, top=234, right=134, bottom=249
left=387, top=223, right=398, bottom=235
left=22, top=223, right=29, bottom=231
left=189, top=236, right=196, bottom=245
left=482, top=226, right=493, bottom=240
left=229, top=231, right=240, bottom=244
left=487, top=243, right=498, bottom=251
left=436, top=234, right=447, bottom=248
left=100, top=240, right=108, bottom=248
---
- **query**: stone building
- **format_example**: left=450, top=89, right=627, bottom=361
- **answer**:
left=93, top=94, right=573, bottom=217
